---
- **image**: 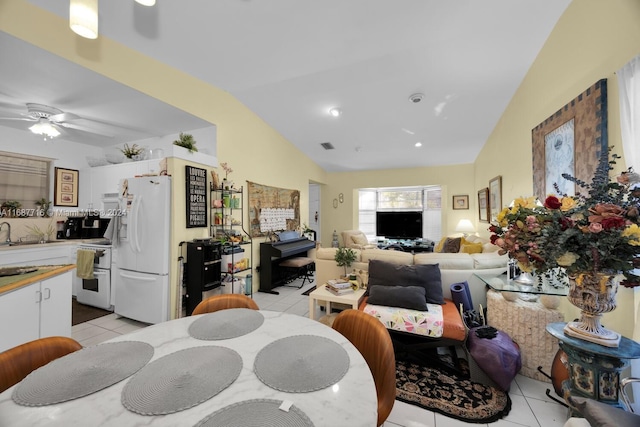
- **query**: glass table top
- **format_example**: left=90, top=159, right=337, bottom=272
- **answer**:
left=474, top=273, right=569, bottom=297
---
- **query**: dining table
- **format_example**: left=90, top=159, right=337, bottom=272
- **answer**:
left=0, top=310, right=377, bottom=426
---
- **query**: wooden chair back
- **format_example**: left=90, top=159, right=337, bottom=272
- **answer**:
left=192, top=294, right=259, bottom=315
left=332, top=309, right=396, bottom=426
left=0, top=336, right=83, bottom=393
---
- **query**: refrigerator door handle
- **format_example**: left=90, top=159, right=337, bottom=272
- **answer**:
left=133, top=194, right=143, bottom=253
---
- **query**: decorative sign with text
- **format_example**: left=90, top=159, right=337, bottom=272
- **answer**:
left=185, top=165, right=207, bottom=228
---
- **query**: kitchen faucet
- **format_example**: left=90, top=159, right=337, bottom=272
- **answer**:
left=0, top=222, right=11, bottom=244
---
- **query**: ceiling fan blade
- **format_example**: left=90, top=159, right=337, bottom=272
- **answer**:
left=49, top=112, right=82, bottom=122
left=0, top=116, right=36, bottom=122
left=57, top=121, right=115, bottom=138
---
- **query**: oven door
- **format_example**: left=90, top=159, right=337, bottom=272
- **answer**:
left=75, top=268, right=112, bottom=310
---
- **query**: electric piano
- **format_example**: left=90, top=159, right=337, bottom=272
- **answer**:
left=259, top=235, right=316, bottom=294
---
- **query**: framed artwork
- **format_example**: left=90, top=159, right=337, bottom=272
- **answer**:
left=478, top=188, right=489, bottom=223
left=54, top=167, right=79, bottom=207
left=532, top=79, right=608, bottom=200
left=185, top=165, right=207, bottom=228
left=489, top=176, right=502, bottom=222
left=452, top=195, right=469, bottom=210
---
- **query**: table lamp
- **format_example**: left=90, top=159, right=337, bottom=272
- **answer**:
left=455, top=219, right=475, bottom=237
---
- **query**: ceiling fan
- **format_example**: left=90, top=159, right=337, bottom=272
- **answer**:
left=0, top=103, right=115, bottom=139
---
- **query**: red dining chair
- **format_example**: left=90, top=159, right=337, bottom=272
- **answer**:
left=332, top=309, right=396, bottom=426
left=191, top=294, right=259, bottom=315
left=0, top=336, right=83, bottom=393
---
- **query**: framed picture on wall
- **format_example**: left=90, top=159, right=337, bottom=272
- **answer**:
left=54, top=167, right=79, bottom=207
left=452, top=195, right=469, bottom=210
left=478, top=188, right=489, bottom=223
left=488, top=176, right=502, bottom=222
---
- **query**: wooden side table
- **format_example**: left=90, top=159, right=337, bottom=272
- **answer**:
left=308, top=284, right=366, bottom=322
left=546, top=322, right=640, bottom=411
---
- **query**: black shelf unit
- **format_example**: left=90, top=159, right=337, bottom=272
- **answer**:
left=210, top=185, right=253, bottom=296
left=184, top=239, right=222, bottom=316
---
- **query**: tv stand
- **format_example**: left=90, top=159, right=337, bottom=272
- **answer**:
left=377, top=238, right=434, bottom=253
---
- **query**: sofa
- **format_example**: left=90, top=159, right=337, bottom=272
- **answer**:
left=315, top=237, right=508, bottom=309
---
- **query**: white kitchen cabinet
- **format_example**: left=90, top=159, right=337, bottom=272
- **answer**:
left=0, top=270, right=72, bottom=352
left=79, top=159, right=161, bottom=211
left=2, top=244, right=73, bottom=267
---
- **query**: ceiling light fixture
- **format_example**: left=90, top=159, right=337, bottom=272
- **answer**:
left=135, top=0, right=156, bottom=5
left=409, top=93, right=425, bottom=103
left=29, top=119, right=60, bottom=140
left=69, top=0, right=99, bottom=39
left=329, top=107, right=342, bottom=117
left=414, top=142, right=422, bottom=148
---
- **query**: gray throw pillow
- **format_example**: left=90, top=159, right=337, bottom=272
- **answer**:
left=442, top=237, right=462, bottom=253
left=367, top=259, right=444, bottom=304
left=367, top=285, right=428, bottom=311
left=570, top=396, right=640, bottom=427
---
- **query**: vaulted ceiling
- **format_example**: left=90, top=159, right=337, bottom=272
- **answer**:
left=1, top=0, right=571, bottom=171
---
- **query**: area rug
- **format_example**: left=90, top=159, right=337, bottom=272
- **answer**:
left=72, top=298, right=112, bottom=326
left=396, top=355, right=511, bottom=424
left=301, top=285, right=316, bottom=296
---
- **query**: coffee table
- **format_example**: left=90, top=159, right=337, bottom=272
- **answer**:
left=308, top=284, right=366, bottom=321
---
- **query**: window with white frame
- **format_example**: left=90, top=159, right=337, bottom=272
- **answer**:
left=358, top=186, right=441, bottom=242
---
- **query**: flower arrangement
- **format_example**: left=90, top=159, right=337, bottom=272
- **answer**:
left=490, top=148, right=640, bottom=288
left=220, top=162, right=233, bottom=179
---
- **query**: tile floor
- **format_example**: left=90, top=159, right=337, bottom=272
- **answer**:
left=72, top=276, right=571, bottom=427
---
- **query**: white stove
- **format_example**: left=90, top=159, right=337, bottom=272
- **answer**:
left=74, top=242, right=114, bottom=310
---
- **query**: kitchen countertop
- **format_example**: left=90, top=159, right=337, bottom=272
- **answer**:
left=0, top=238, right=111, bottom=252
left=0, top=265, right=76, bottom=295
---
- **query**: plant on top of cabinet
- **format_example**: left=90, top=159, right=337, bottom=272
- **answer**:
left=1, top=200, right=22, bottom=217
left=173, top=132, right=198, bottom=152
left=120, top=143, right=144, bottom=159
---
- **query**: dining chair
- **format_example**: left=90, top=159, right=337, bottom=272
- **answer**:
left=191, top=294, right=259, bottom=315
left=332, top=309, right=396, bottom=426
left=0, top=336, right=83, bottom=393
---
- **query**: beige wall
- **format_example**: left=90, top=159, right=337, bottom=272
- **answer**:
left=474, top=0, right=640, bottom=339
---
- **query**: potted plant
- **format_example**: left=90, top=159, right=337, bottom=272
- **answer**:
left=35, top=198, right=52, bottom=217
left=173, top=132, right=198, bottom=152
left=120, top=143, right=144, bottom=160
left=1, top=200, right=21, bottom=217
left=334, top=247, right=357, bottom=278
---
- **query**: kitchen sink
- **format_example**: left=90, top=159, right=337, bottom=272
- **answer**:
left=0, top=266, right=38, bottom=277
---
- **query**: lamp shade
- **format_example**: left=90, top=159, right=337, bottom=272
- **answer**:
left=455, top=219, right=475, bottom=234
left=70, top=0, right=98, bottom=39
left=29, top=119, right=60, bottom=139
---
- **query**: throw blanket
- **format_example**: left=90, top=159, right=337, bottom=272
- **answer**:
left=363, top=303, right=444, bottom=338
left=76, top=249, right=95, bottom=280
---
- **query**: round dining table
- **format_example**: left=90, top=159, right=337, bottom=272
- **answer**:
left=0, top=310, right=377, bottom=426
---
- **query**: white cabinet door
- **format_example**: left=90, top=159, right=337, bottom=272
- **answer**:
left=0, top=283, right=40, bottom=352
left=39, top=271, right=72, bottom=339
left=78, top=168, right=93, bottom=211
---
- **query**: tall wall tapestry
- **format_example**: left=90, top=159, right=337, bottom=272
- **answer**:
left=247, top=181, right=300, bottom=237
left=532, top=79, right=608, bottom=200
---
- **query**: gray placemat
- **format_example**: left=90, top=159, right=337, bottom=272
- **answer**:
left=188, top=308, right=264, bottom=340
left=12, top=341, right=154, bottom=406
left=194, top=399, right=315, bottom=427
left=254, top=335, right=350, bottom=392
left=122, top=346, right=242, bottom=415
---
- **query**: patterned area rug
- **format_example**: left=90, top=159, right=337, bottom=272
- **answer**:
left=396, top=355, right=512, bottom=424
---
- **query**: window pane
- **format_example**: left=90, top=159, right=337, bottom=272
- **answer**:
left=377, top=190, right=422, bottom=210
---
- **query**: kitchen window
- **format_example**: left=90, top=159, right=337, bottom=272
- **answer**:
left=0, top=151, right=51, bottom=214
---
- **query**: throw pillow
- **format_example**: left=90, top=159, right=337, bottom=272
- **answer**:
left=351, top=234, right=369, bottom=246
left=434, top=236, right=448, bottom=253
left=367, top=259, right=444, bottom=304
left=569, top=396, right=640, bottom=427
left=367, top=285, right=428, bottom=311
left=442, top=237, right=462, bottom=253
left=461, top=242, right=483, bottom=254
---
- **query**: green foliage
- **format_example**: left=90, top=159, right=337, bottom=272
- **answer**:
left=120, top=143, right=144, bottom=158
left=334, top=247, right=357, bottom=276
left=173, top=132, right=198, bottom=152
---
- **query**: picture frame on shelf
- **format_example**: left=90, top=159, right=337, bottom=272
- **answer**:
left=54, top=167, right=79, bottom=207
left=452, top=195, right=469, bottom=210
left=478, top=188, right=489, bottom=223
left=489, top=176, right=502, bottom=222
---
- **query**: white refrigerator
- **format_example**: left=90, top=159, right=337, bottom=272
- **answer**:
left=114, top=176, right=171, bottom=324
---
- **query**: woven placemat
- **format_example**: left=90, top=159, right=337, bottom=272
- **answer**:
left=194, top=399, right=315, bottom=427
left=254, top=335, right=350, bottom=392
left=12, top=341, right=154, bottom=406
left=188, top=309, right=264, bottom=340
left=122, top=346, right=242, bottom=415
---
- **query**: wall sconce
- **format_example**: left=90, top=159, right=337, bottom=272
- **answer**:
left=70, top=0, right=99, bottom=39
left=455, top=219, right=475, bottom=237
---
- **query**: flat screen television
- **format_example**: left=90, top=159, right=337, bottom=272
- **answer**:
left=376, top=211, right=423, bottom=239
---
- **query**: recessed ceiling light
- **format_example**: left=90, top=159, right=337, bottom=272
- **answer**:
left=329, top=107, right=342, bottom=117
left=414, top=142, right=422, bottom=148
left=409, top=93, right=424, bottom=103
